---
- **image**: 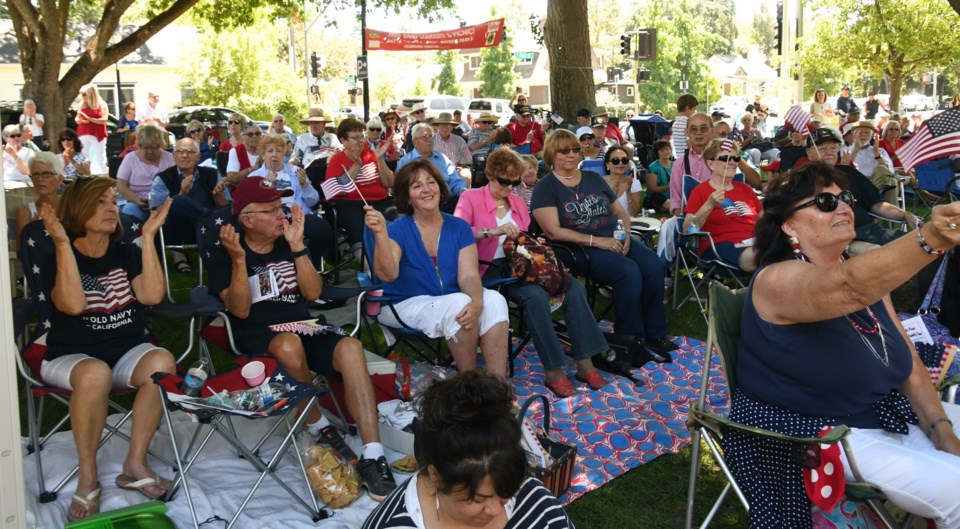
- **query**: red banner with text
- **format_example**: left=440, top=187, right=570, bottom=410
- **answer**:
left=365, top=19, right=504, bottom=51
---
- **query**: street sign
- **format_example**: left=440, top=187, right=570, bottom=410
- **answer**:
left=347, top=75, right=356, bottom=88
left=357, top=55, right=368, bottom=80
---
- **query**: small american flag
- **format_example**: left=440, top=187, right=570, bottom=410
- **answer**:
left=784, top=105, right=812, bottom=136
left=721, top=138, right=735, bottom=152
left=356, top=162, right=379, bottom=184
left=81, top=268, right=135, bottom=313
left=896, top=108, right=960, bottom=172
left=320, top=173, right=357, bottom=199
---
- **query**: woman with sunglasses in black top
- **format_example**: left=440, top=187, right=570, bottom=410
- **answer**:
left=603, top=146, right=642, bottom=217
left=725, top=161, right=960, bottom=528
left=682, top=138, right=761, bottom=272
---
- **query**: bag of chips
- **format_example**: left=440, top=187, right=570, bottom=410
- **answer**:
left=304, top=444, right=361, bottom=509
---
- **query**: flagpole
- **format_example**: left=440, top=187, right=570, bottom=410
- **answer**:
left=342, top=163, right=370, bottom=206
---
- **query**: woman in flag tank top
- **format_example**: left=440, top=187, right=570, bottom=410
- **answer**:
left=37, top=177, right=176, bottom=521
left=325, top=118, right=397, bottom=261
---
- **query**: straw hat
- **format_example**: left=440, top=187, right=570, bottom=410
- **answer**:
left=300, top=108, right=331, bottom=124
left=433, top=112, right=459, bottom=125
left=475, top=111, right=498, bottom=123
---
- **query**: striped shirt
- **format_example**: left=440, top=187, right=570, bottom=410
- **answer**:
left=362, top=475, right=574, bottom=529
left=435, top=133, right=472, bottom=166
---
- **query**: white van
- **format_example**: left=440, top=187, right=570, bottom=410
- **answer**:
left=397, top=95, right=469, bottom=119
left=466, top=98, right=514, bottom=126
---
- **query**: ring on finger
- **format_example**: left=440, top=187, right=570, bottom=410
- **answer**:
left=950, top=217, right=957, bottom=230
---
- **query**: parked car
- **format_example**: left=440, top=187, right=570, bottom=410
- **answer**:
left=708, top=96, right=750, bottom=119
left=396, top=95, right=469, bottom=119
left=166, top=106, right=280, bottom=141
left=466, top=98, right=513, bottom=126
left=899, top=93, right=936, bottom=112
left=335, top=106, right=366, bottom=120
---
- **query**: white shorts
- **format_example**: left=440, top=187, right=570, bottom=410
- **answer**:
left=39, top=342, right=159, bottom=391
left=841, top=401, right=960, bottom=528
left=378, top=289, right=508, bottom=341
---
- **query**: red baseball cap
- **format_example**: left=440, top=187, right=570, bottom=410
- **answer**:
left=232, top=176, right=292, bottom=215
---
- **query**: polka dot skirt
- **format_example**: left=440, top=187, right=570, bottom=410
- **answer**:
left=720, top=390, right=917, bottom=528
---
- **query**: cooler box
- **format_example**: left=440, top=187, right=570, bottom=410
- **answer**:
left=318, top=349, right=398, bottom=424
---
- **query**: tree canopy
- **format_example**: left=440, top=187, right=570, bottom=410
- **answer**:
left=796, top=0, right=960, bottom=111
left=431, top=51, right=462, bottom=96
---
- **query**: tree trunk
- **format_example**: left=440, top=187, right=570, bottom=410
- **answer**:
left=544, top=0, right=595, bottom=125
left=950, top=0, right=960, bottom=17
left=886, top=55, right=905, bottom=113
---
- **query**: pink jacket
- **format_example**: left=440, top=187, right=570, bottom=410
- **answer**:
left=454, top=185, right=531, bottom=276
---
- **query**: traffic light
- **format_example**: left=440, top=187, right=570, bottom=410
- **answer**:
left=606, top=68, right=615, bottom=83
left=774, top=1, right=783, bottom=56
left=310, top=52, right=320, bottom=77
left=637, top=67, right=650, bottom=84
left=614, top=67, right=623, bottom=81
left=619, top=34, right=631, bottom=57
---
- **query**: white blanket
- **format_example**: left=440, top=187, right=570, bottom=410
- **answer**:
left=24, top=410, right=414, bottom=528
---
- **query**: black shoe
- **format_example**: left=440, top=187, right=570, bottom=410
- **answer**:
left=357, top=456, right=397, bottom=502
left=646, top=337, right=677, bottom=363
left=316, top=425, right=358, bottom=465
left=603, top=333, right=656, bottom=368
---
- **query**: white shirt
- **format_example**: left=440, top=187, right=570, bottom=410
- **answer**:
left=3, top=146, right=34, bottom=183
left=20, top=114, right=44, bottom=137
left=291, top=132, right=341, bottom=168
left=136, top=102, right=167, bottom=124
left=842, top=143, right=894, bottom=176
left=672, top=115, right=689, bottom=158
left=226, top=148, right=260, bottom=173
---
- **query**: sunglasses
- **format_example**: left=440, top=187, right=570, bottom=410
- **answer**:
left=794, top=190, right=856, bottom=213
left=715, top=155, right=738, bottom=163
left=188, top=129, right=203, bottom=135
left=228, top=120, right=243, bottom=125
left=496, top=177, right=522, bottom=187
left=243, top=131, right=262, bottom=137
left=368, top=128, right=382, bottom=132
left=556, top=147, right=582, bottom=155
left=609, top=157, right=630, bottom=165
left=579, top=134, right=595, bottom=141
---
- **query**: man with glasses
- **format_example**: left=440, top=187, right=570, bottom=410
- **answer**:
left=3, top=123, right=34, bottom=184
left=794, top=127, right=916, bottom=250
left=505, top=105, right=545, bottom=154
left=226, top=123, right=264, bottom=185
left=207, top=176, right=398, bottom=502
left=668, top=112, right=713, bottom=215
left=150, top=138, right=229, bottom=261
left=397, top=122, right=465, bottom=212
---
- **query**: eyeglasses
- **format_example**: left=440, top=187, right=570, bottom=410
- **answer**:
left=244, top=207, right=283, bottom=217
left=243, top=131, right=262, bottom=137
left=415, top=135, right=434, bottom=141
left=578, top=134, right=595, bottom=141
left=715, top=155, right=738, bottom=163
left=793, top=190, right=856, bottom=213
left=368, top=128, right=382, bottom=132
left=556, top=147, right=582, bottom=155
left=188, top=129, right=203, bottom=135
left=6, top=133, right=21, bottom=138
left=609, top=157, right=630, bottom=165
left=174, top=149, right=199, bottom=155
left=347, top=134, right=365, bottom=141
left=496, top=177, right=522, bottom=187
left=688, top=126, right=712, bottom=134
left=228, top=120, right=243, bottom=125
left=31, top=171, right=58, bottom=179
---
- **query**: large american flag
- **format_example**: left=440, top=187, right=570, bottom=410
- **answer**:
left=784, top=105, right=812, bottom=136
left=896, top=108, right=960, bottom=172
left=356, top=161, right=380, bottom=184
left=320, top=173, right=358, bottom=199
left=81, top=268, right=135, bottom=313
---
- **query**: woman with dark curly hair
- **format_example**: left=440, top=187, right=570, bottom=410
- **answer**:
left=362, top=370, right=573, bottom=529
left=725, top=161, right=960, bottom=527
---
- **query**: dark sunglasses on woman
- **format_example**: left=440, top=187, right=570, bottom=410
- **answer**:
left=794, top=190, right=856, bottom=213
left=496, top=177, right=522, bottom=187
left=608, top=157, right=630, bottom=165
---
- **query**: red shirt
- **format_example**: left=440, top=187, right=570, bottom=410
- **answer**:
left=879, top=138, right=905, bottom=168
left=76, top=106, right=107, bottom=141
left=605, top=122, right=624, bottom=144
left=684, top=180, right=761, bottom=255
left=324, top=148, right=389, bottom=202
left=505, top=121, right=544, bottom=154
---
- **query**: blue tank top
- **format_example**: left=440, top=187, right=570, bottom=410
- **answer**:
left=737, top=266, right=913, bottom=428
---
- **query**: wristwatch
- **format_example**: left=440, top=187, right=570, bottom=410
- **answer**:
left=481, top=228, right=490, bottom=238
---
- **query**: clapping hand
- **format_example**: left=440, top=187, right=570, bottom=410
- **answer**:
left=282, top=204, right=306, bottom=246
left=141, top=198, right=171, bottom=239
left=219, top=224, right=245, bottom=260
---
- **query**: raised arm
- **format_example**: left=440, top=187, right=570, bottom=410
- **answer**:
left=217, top=224, right=252, bottom=319
left=40, top=203, right=86, bottom=315
left=753, top=202, right=960, bottom=324
left=132, top=198, right=171, bottom=305
left=285, top=205, right=322, bottom=301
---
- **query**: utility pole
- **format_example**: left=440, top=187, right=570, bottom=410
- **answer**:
left=360, top=0, right=370, bottom=122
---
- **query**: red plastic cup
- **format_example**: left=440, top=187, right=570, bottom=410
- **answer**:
left=365, top=289, right=383, bottom=316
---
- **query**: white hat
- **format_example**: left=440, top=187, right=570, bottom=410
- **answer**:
left=576, top=126, right=595, bottom=139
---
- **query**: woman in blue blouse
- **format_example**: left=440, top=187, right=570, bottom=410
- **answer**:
left=364, top=159, right=510, bottom=375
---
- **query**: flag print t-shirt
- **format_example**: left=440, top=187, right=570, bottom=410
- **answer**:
left=683, top=180, right=761, bottom=254
left=42, top=241, right=148, bottom=366
left=530, top=170, right=618, bottom=237
left=208, top=237, right=310, bottom=334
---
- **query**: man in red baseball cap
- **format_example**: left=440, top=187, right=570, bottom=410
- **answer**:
left=208, top=176, right=398, bottom=501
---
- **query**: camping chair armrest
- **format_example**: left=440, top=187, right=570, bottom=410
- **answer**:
left=867, top=211, right=907, bottom=226
left=688, top=406, right=851, bottom=445
left=940, top=373, right=960, bottom=391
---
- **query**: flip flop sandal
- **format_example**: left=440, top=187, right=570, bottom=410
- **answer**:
left=174, top=258, right=192, bottom=274
left=115, top=473, right=170, bottom=500
left=67, top=485, right=101, bottom=521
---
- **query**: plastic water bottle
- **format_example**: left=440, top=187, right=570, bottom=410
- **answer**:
left=181, top=358, right=209, bottom=398
left=688, top=221, right=700, bottom=234
left=613, top=220, right=627, bottom=243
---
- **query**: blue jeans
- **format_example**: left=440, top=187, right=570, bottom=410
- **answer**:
left=120, top=201, right=148, bottom=221
left=564, top=236, right=667, bottom=339
left=490, top=272, right=607, bottom=370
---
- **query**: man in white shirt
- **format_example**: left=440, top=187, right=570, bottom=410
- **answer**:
left=841, top=120, right=898, bottom=205
left=290, top=108, right=342, bottom=185
left=136, top=92, right=167, bottom=126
